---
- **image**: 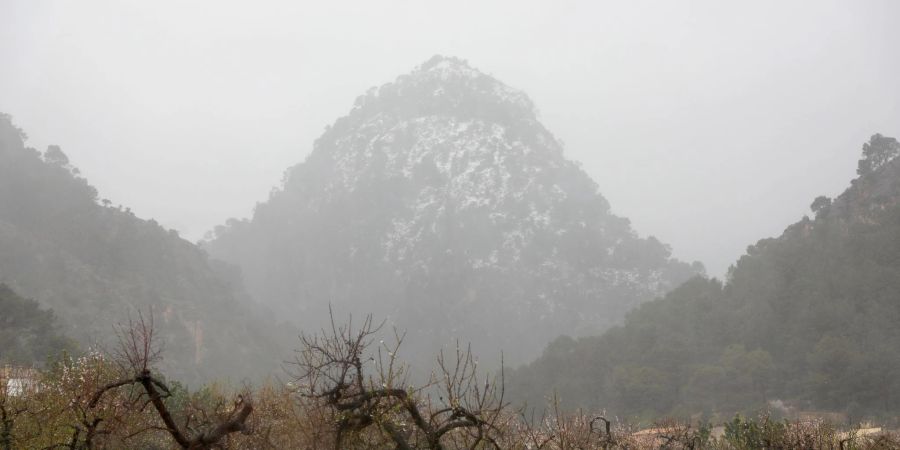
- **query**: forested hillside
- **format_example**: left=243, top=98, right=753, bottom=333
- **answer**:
left=0, top=113, right=289, bottom=383
left=0, top=284, right=72, bottom=365
left=204, top=56, right=701, bottom=368
left=509, top=134, right=900, bottom=420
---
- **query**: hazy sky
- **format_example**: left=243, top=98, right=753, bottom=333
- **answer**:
left=2, top=0, right=899, bottom=276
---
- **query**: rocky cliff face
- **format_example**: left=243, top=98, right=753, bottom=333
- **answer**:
left=206, top=56, right=700, bottom=366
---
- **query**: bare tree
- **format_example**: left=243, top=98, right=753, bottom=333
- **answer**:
left=288, top=310, right=506, bottom=449
left=515, top=408, right=556, bottom=449
left=90, top=311, right=253, bottom=450
left=649, top=418, right=706, bottom=450
left=508, top=396, right=637, bottom=450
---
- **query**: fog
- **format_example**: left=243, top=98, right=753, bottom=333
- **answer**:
left=7, top=1, right=900, bottom=443
left=3, top=1, right=899, bottom=276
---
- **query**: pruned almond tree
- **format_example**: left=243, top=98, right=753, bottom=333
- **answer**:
left=89, top=312, right=253, bottom=450
left=288, top=311, right=507, bottom=450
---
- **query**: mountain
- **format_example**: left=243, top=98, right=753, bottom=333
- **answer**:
left=508, top=134, right=900, bottom=420
left=204, top=56, right=700, bottom=367
left=0, top=113, right=290, bottom=383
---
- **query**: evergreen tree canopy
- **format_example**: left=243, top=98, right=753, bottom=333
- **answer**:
left=0, top=113, right=292, bottom=383
left=0, top=283, right=73, bottom=366
left=510, top=134, right=900, bottom=420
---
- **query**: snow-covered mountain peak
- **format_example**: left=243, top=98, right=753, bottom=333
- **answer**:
left=416, top=55, right=482, bottom=79
left=340, top=56, right=537, bottom=131
left=306, top=56, right=560, bottom=200
left=206, top=57, right=700, bottom=367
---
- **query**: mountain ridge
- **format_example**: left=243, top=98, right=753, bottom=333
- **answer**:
left=508, top=133, right=900, bottom=419
left=0, top=113, right=290, bottom=383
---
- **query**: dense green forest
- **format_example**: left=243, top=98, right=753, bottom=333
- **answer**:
left=0, top=113, right=291, bottom=383
left=509, top=134, right=900, bottom=421
left=0, top=283, right=72, bottom=365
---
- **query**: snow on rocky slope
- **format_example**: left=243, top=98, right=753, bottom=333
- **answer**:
left=205, top=56, right=701, bottom=366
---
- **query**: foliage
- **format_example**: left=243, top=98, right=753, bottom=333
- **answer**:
left=857, top=134, right=900, bottom=175
left=0, top=113, right=293, bottom=384
left=509, top=134, right=900, bottom=420
left=0, top=284, right=73, bottom=366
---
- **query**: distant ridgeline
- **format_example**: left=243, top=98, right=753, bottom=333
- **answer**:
left=0, top=114, right=290, bottom=383
left=509, top=135, right=900, bottom=419
left=204, top=56, right=701, bottom=368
